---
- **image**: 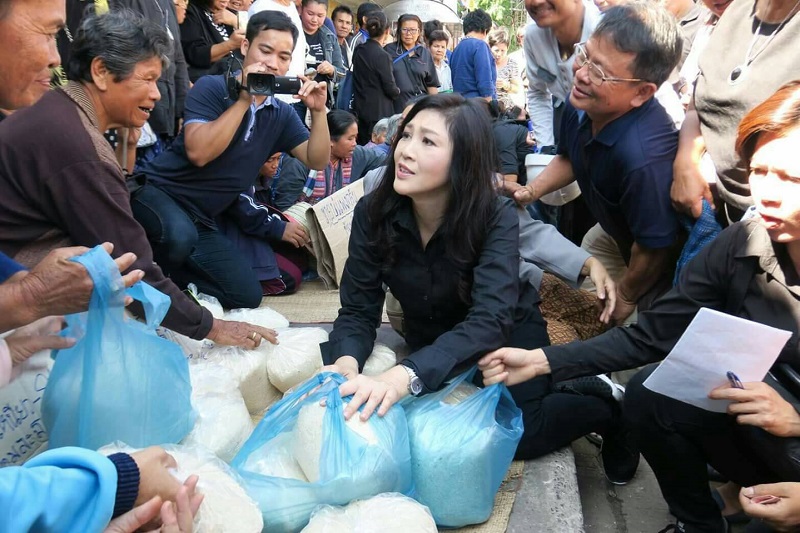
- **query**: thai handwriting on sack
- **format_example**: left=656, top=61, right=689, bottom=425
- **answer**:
left=0, top=419, right=47, bottom=467
left=318, top=187, right=360, bottom=226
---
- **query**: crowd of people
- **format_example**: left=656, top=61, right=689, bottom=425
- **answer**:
left=0, top=0, right=799, bottom=531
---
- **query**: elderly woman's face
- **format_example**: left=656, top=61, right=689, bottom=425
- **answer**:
left=399, top=20, right=421, bottom=48
left=491, top=42, right=508, bottom=62
left=749, top=128, right=800, bottom=243
left=104, top=56, right=162, bottom=129
left=213, top=0, right=229, bottom=11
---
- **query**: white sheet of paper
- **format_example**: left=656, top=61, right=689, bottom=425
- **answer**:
left=643, top=308, right=791, bottom=412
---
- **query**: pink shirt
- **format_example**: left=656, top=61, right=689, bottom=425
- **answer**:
left=0, top=339, right=12, bottom=387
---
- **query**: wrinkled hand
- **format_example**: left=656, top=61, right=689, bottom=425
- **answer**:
left=671, top=155, right=713, bottom=219
left=477, top=347, right=547, bottom=387
left=282, top=221, right=309, bottom=248
left=740, top=483, right=800, bottom=532
left=319, top=355, right=359, bottom=381
left=338, top=367, right=408, bottom=421
left=130, top=447, right=182, bottom=508
left=207, top=318, right=279, bottom=349
left=295, top=76, right=328, bottom=113
left=709, top=382, right=800, bottom=437
left=104, top=476, right=203, bottom=533
left=582, top=257, right=616, bottom=324
left=19, top=242, right=143, bottom=324
left=5, top=316, right=75, bottom=365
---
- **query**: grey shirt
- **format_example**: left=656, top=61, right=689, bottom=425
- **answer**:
left=695, top=0, right=800, bottom=212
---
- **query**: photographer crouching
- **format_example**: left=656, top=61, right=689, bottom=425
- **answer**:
left=133, top=10, right=330, bottom=309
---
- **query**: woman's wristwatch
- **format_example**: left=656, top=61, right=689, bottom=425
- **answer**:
left=401, top=364, right=424, bottom=396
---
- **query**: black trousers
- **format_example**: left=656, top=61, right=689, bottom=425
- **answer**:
left=625, top=364, right=800, bottom=532
left=481, top=304, right=619, bottom=460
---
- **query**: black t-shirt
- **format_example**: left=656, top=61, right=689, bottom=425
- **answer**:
left=305, top=31, right=325, bottom=71
left=304, top=30, right=331, bottom=105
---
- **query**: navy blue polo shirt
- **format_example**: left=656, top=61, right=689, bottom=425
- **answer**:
left=139, top=75, right=309, bottom=227
left=557, top=98, right=679, bottom=263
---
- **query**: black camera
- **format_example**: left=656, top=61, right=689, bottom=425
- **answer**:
left=246, top=73, right=302, bottom=96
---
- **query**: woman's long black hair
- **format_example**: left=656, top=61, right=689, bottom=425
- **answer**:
left=366, top=93, right=500, bottom=304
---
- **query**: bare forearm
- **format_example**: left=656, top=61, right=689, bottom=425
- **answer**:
left=304, top=109, right=331, bottom=170
left=209, top=41, right=235, bottom=63
left=617, top=243, right=671, bottom=303
left=184, top=99, right=250, bottom=166
left=676, top=108, right=704, bottom=163
left=529, top=154, right=575, bottom=199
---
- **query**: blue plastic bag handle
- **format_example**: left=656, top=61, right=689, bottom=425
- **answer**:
left=65, top=245, right=170, bottom=332
left=125, top=281, right=170, bottom=329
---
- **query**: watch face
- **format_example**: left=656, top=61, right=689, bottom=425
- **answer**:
left=410, top=378, right=423, bottom=395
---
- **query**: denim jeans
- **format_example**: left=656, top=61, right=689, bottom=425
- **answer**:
left=131, top=183, right=263, bottom=309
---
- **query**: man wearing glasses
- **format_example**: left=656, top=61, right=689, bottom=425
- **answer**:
left=515, top=2, right=684, bottom=324
left=523, top=0, right=601, bottom=147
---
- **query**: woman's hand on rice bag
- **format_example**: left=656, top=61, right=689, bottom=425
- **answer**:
left=104, top=475, right=203, bottom=533
left=206, top=318, right=278, bottom=349
left=478, top=348, right=550, bottom=387
left=319, top=355, right=360, bottom=380
left=339, top=366, right=410, bottom=421
left=130, top=447, right=182, bottom=507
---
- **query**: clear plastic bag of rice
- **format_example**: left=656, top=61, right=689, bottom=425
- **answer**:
left=157, top=327, right=213, bottom=361
left=197, top=345, right=281, bottom=415
left=187, top=285, right=225, bottom=320
left=182, top=364, right=254, bottom=462
left=301, top=493, right=437, bottom=532
left=240, top=430, right=307, bottom=481
left=266, top=328, right=328, bottom=392
left=225, top=307, right=290, bottom=330
left=362, top=343, right=397, bottom=376
left=100, top=442, right=263, bottom=533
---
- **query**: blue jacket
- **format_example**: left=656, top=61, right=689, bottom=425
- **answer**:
left=0, top=447, right=135, bottom=533
left=450, top=37, right=497, bottom=99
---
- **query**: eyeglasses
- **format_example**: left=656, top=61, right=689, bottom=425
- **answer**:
left=400, top=28, right=420, bottom=34
left=573, top=43, right=645, bottom=86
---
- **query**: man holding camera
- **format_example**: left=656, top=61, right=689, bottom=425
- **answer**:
left=134, top=10, right=329, bottom=309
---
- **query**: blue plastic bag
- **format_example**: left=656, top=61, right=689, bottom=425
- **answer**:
left=404, top=368, right=523, bottom=527
left=231, top=373, right=413, bottom=533
left=43, top=245, right=194, bottom=450
left=334, top=69, right=354, bottom=112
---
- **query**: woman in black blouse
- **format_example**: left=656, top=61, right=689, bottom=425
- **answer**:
left=384, top=14, right=439, bottom=114
left=180, top=0, right=245, bottom=82
left=320, top=94, right=632, bottom=465
left=352, top=11, right=399, bottom=145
